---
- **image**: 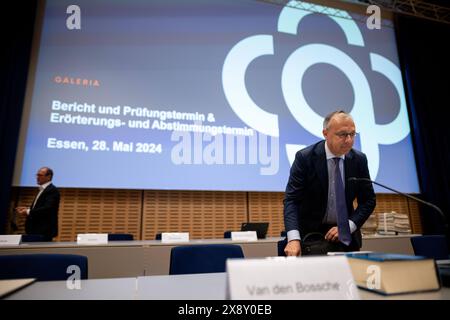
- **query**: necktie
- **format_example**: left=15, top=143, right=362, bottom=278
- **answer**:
left=333, top=158, right=352, bottom=246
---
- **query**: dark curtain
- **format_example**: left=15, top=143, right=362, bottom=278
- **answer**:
left=0, top=1, right=38, bottom=233
left=395, top=14, right=450, bottom=237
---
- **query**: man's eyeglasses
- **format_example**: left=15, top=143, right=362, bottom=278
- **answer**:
left=335, top=132, right=357, bottom=139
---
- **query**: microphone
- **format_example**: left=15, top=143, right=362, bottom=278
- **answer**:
left=348, top=177, right=448, bottom=230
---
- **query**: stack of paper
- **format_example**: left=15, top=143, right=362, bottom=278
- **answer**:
left=377, top=212, right=396, bottom=235
left=393, top=212, right=411, bottom=235
left=361, top=214, right=377, bottom=235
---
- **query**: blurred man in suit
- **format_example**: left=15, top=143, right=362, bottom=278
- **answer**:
left=15, top=167, right=60, bottom=241
left=283, top=111, right=376, bottom=256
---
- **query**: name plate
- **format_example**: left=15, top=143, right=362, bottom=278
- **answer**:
left=0, top=235, right=22, bottom=245
left=77, top=233, right=108, bottom=245
left=231, top=231, right=258, bottom=241
left=227, top=256, right=359, bottom=300
left=161, top=232, right=189, bottom=243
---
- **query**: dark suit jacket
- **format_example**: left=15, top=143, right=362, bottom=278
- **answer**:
left=284, top=140, right=376, bottom=248
left=25, top=183, right=60, bottom=240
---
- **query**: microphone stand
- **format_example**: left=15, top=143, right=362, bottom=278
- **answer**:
left=348, top=177, right=448, bottom=234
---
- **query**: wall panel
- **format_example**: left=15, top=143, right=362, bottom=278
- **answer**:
left=8, top=188, right=423, bottom=240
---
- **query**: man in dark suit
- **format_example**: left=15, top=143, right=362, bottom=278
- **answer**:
left=15, top=167, right=60, bottom=241
left=284, top=111, right=376, bottom=256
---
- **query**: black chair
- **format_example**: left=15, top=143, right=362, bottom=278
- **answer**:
left=410, top=235, right=449, bottom=260
left=280, top=230, right=287, bottom=237
left=169, top=244, right=244, bottom=275
left=0, top=254, right=88, bottom=281
left=155, top=233, right=162, bottom=240
left=21, top=234, right=46, bottom=242
left=277, top=238, right=287, bottom=256
left=223, top=231, right=232, bottom=239
left=108, top=233, right=134, bottom=241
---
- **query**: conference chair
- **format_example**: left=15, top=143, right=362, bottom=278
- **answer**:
left=155, top=233, right=162, bottom=240
left=223, top=231, right=232, bottom=239
left=410, top=235, right=450, bottom=260
left=0, top=253, right=88, bottom=281
left=169, top=244, right=244, bottom=275
left=107, top=233, right=134, bottom=241
left=277, top=237, right=287, bottom=256
left=21, top=234, right=46, bottom=242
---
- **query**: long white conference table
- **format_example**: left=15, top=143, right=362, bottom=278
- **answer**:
left=5, top=272, right=450, bottom=300
left=0, top=235, right=416, bottom=278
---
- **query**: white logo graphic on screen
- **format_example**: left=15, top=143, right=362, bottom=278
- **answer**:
left=222, top=1, right=410, bottom=180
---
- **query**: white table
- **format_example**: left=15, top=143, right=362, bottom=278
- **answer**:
left=5, top=272, right=450, bottom=300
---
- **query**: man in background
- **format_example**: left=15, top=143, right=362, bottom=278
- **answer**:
left=15, top=167, right=60, bottom=241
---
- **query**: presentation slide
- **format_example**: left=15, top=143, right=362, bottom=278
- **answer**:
left=13, top=0, right=420, bottom=192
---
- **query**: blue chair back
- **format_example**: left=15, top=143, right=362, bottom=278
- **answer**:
left=0, top=254, right=88, bottom=281
left=410, top=235, right=449, bottom=260
left=21, top=234, right=46, bottom=242
left=169, top=244, right=244, bottom=275
left=108, top=233, right=134, bottom=241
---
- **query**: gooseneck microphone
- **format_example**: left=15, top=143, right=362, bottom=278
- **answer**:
left=348, top=177, right=448, bottom=229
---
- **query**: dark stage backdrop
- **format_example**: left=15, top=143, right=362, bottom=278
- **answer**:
left=395, top=14, right=450, bottom=236
left=0, top=1, right=37, bottom=234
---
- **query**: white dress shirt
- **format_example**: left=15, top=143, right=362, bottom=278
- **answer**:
left=27, top=181, right=52, bottom=215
